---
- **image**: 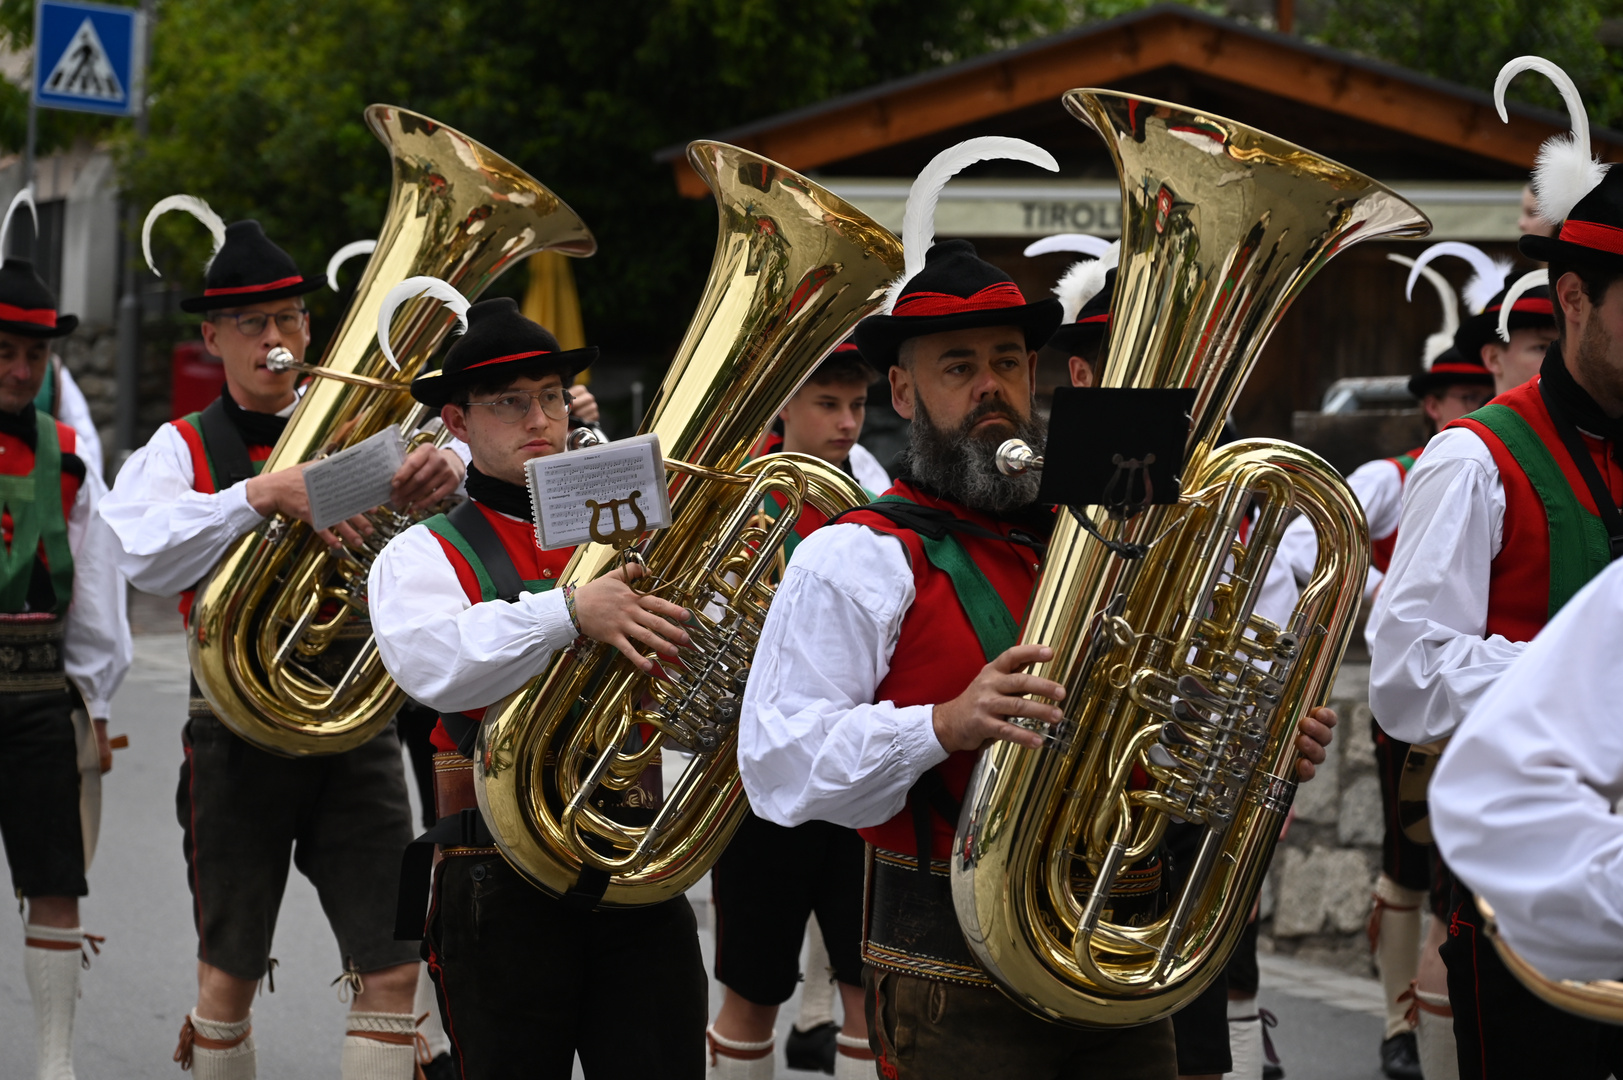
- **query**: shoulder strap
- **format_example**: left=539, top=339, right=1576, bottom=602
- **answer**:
left=197, top=397, right=257, bottom=490
left=1469, top=403, right=1612, bottom=616
left=1538, top=378, right=1623, bottom=561
left=848, top=495, right=1021, bottom=663
left=446, top=500, right=526, bottom=603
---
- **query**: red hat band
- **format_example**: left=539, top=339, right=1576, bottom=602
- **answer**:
left=1558, top=219, right=1623, bottom=256
left=892, top=281, right=1027, bottom=319
left=203, top=274, right=307, bottom=298
left=0, top=302, right=57, bottom=327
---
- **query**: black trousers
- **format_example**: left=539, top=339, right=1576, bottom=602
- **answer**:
left=426, top=853, right=707, bottom=1080
left=1442, top=891, right=1623, bottom=1079
left=0, top=688, right=85, bottom=898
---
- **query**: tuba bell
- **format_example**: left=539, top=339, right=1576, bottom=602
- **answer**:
left=950, top=90, right=1430, bottom=1025
left=474, top=142, right=904, bottom=906
left=187, top=105, right=595, bottom=757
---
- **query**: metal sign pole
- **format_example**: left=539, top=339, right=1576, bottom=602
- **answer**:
left=18, top=0, right=41, bottom=259
left=111, top=0, right=153, bottom=473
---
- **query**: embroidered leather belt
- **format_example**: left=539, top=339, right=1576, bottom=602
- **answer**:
left=863, top=844, right=1167, bottom=987
left=863, top=846, right=995, bottom=986
left=0, top=614, right=67, bottom=693
left=433, top=752, right=497, bottom=855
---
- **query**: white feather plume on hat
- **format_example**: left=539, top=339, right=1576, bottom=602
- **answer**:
left=1496, top=269, right=1550, bottom=343
left=1495, top=56, right=1609, bottom=225
left=376, top=276, right=470, bottom=371
left=0, top=185, right=37, bottom=262
left=883, top=137, right=1059, bottom=314
left=325, top=239, right=376, bottom=291
left=1023, top=234, right=1120, bottom=324
left=1403, top=241, right=1512, bottom=316
left=1388, top=253, right=1459, bottom=366
left=142, top=194, right=228, bottom=277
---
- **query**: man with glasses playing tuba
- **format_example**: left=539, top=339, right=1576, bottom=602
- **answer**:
left=368, top=295, right=705, bottom=1080
left=100, top=206, right=464, bottom=1080
left=737, top=239, right=1338, bottom=1080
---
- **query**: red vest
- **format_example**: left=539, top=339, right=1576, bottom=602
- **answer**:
left=424, top=502, right=574, bottom=750
left=1, top=418, right=80, bottom=613
left=1449, top=379, right=1622, bottom=643
left=171, top=414, right=276, bottom=625
left=1369, top=447, right=1423, bottom=575
left=0, top=418, right=79, bottom=537
left=840, top=481, right=1043, bottom=861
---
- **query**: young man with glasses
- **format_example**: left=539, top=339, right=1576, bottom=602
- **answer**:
left=101, top=216, right=463, bottom=1080
left=368, top=296, right=704, bottom=1079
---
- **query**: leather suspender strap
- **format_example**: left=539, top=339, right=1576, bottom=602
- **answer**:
left=1539, top=378, right=1623, bottom=562
left=394, top=808, right=495, bottom=941
left=445, top=500, right=526, bottom=602
left=197, top=397, right=257, bottom=490
left=909, top=769, right=963, bottom=875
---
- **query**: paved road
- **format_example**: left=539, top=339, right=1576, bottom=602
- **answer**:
left=0, top=633, right=1387, bottom=1079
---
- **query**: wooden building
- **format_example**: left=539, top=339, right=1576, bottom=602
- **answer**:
left=659, top=3, right=1623, bottom=444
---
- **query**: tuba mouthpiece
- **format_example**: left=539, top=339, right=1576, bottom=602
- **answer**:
left=266, top=346, right=295, bottom=372
left=996, top=439, right=1043, bottom=476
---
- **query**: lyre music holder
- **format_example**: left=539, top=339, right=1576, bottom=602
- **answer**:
left=1037, top=387, right=1195, bottom=519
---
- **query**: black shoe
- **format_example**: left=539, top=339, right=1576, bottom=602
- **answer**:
left=1263, top=1067, right=1285, bottom=1080
left=422, top=1051, right=460, bottom=1080
left=785, top=1020, right=837, bottom=1074
left=1380, top=1032, right=1423, bottom=1080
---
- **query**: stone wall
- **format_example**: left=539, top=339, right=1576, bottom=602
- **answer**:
left=1257, top=660, right=1384, bottom=976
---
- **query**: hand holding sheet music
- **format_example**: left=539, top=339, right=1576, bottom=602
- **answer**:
left=302, top=428, right=408, bottom=532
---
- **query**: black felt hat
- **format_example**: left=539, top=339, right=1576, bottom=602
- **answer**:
left=1452, top=275, right=1554, bottom=366
left=1520, top=169, right=1623, bottom=273
left=0, top=258, right=75, bottom=338
left=1407, top=345, right=1494, bottom=398
left=1046, top=266, right=1115, bottom=362
left=179, top=221, right=326, bottom=314
left=854, top=240, right=1062, bottom=368
left=410, top=297, right=598, bottom=409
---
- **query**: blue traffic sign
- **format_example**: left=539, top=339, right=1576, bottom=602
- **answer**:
left=33, top=0, right=146, bottom=117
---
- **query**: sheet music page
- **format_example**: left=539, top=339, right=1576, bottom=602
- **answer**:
left=303, top=428, right=407, bottom=532
left=525, top=433, right=671, bottom=550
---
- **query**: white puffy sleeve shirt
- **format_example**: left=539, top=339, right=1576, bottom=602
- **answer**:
left=62, top=466, right=132, bottom=718
left=367, top=518, right=578, bottom=714
left=1367, top=426, right=1519, bottom=743
left=97, top=422, right=268, bottom=596
left=738, top=522, right=949, bottom=830
left=1251, top=456, right=1400, bottom=628
left=1431, top=561, right=1623, bottom=981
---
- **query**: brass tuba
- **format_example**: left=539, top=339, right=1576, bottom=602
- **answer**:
left=475, top=142, right=904, bottom=906
left=950, top=90, right=1429, bottom=1025
left=1478, top=897, right=1623, bottom=1025
left=188, top=105, right=595, bottom=757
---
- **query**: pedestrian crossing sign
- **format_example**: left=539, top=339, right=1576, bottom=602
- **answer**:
left=33, top=0, right=146, bottom=117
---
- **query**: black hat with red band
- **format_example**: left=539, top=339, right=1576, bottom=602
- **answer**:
left=854, top=240, right=1062, bottom=368
left=0, top=258, right=75, bottom=338
left=1451, top=274, right=1554, bottom=367
left=410, top=297, right=597, bottom=409
left=178, top=220, right=326, bottom=314
left=1046, top=266, right=1116, bottom=361
left=1408, top=345, right=1493, bottom=398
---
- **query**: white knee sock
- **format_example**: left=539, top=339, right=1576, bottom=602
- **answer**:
left=413, top=964, right=450, bottom=1059
left=1413, top=986, right=1458, bottom=1080
left=706, top=1026, right=775, bottom=1080
left=834, top=1032, right=875, bottom=1080
left=178, top=1011, right=255, bottom=1080
left=342, top=1011, right=421, bottom=1080
left=1370, top=875, right=1424, bottom=1039
left=1222, top=995, right=1263, bottom=1080
left=24, top=924, right=82, bottom=1080
left=796, top=917, right=836, bottom=1032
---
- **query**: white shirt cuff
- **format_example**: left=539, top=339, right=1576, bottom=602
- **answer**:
left=896, top=704, right=951, bottom=772
left=520, top=588, right=579, bottom=654
left=219, top=481, right=267, bottom=533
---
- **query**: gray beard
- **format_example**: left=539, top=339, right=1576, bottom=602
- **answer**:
left=901, top=396, right=1046, bottom=514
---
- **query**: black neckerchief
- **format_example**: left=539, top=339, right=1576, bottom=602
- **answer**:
left=465, top=464, right=533, bottom=519
left=0, top=404, right=38, bottom=449
left=220, top=386, right=290, bottom=448
left=1537, top=345, right=1623, bottom=559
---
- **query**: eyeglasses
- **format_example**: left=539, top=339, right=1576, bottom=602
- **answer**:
left=465, top=387, right=570, bottom=423
left=214, top=309, right=307, bottom=336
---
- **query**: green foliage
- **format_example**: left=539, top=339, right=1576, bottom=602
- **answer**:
left=1316, top=0, right=1622, bottom=128
left=105, top=0, right=1074, bottom=351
